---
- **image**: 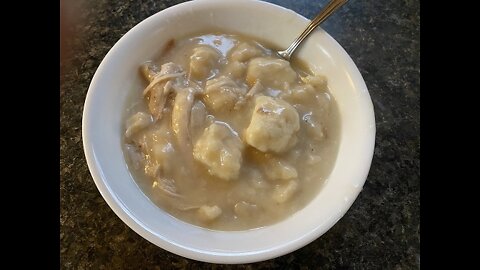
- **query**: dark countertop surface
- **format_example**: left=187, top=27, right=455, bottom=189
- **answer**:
left=60, top=0, right=419, bottom=268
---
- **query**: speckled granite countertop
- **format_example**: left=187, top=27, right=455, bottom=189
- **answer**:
left=60, top=0, right=419, bottom=268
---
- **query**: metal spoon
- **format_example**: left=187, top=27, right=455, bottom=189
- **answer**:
left=277, top=0, right=348, bottom=61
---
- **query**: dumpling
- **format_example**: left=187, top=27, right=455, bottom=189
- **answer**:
left=246, top=149, right=297, bottom=181
left=280, top=84, right=316, bottom=104
left=263, top=158, right=298, bottom=181
left=246, top=57, right=297, bottom=90
left=151, top=139, right=175, bottom=176
left=224, top=61, right=247, bottom=79
left=230, top=42, right=263, bottom=62
left=245, top=96, right=300, bottom=153
left=193, top=122, right=245, bottom=180
left=189, top=46, right=221, bottom=80
left=197, top=205, right=222, bottom=222
left=272, top=180, right=298, bottom=203
left=203, top=76, right=246, bottom=112
left=301, top=74, right=328, bottom=90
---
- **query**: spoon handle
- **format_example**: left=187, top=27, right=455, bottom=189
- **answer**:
left=279, top=0, right=348, bottom=61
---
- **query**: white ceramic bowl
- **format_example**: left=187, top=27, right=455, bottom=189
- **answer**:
left=83, top=0, right=375, bottom=264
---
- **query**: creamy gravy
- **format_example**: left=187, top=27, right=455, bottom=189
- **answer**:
left=123, top=33, right=340, bottom=230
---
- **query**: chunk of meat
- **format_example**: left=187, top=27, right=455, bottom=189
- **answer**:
left=141, top=61, right=183, bottom=86
left=189, top=46, right=221, bottom=80
left=230, top=42, right=262, bottom=62
left=272, top=180, right=298, bottom=203
left=203, top=76, right=246, bottom=113
left=245, top=96, right=300, bottom=153
left=246, top=57, right=297, bottom=90
left=149, top=80, right=173, bottom=122
left=140, top=61, right=161, bottom=82
left=125, top=112, right=153, bottom=139
left=197, top=205, right=222, bottom=222
left=152, top=178, right=182, bottom=198
left=190, top=100, right=208, bottom=141
left=172, top=87, right=197, bottom=164
left=140, top=62, right=184, bottom=121
left=193, top=122, right=244, bottom=180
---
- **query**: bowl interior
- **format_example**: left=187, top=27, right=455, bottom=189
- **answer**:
left=83, top=0, right=375, bottom=264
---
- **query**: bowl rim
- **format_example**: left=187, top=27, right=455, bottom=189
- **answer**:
left=82, top=0, right=375, bottom=264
